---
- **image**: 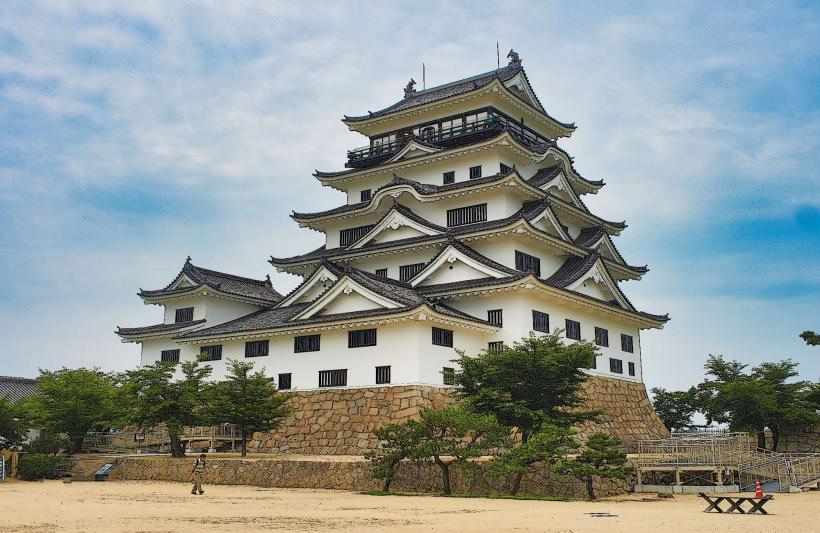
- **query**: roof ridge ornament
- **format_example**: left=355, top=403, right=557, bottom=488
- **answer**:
left=507, top=49, right=521, bottom=67
left=404, top=78, right=417, bottom=98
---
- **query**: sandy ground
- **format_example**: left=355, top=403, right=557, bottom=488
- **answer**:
left=1, top=480, right=817, bottom=533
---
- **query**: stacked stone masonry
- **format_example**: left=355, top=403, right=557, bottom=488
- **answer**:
left=247, top=375, right=669, bottom=455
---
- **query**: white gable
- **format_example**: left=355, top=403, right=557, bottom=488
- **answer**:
left=540, top=172, right=583, bottom=208
left=278, top=265, right=339, bottom=307
left=386, top=140, right=441, bottom=163
left=171, top=275, right=197, bottom=289
left=566, top=261, right=631, bottom=309
left=349, top=209, right=443, bottom=249
left=503, top=72, right=543, bottom=111
left=528, top=208, right=571, bottom=241
left=410, top=245, right=509, bottom=287
left=595, top=235, right=622, bottom=264
left=292, top=277, right=403, bottom=320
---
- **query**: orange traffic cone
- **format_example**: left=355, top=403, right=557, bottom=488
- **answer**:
left=755, top=480, right=764, bottom=499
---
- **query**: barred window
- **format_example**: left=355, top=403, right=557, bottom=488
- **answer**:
left=278, top=373, right=292, bottom=390
left=200, top=345, right=222, bottom=361
left=294, top=334, right=320, bottom=353
left=340, top=224, right=374, bottom=246
left=469, top=165, right=482, bottom=179
left=446, top=203, right=487, bottom=227
left=487, top=309, right=503, bottom=327
left=621, top=334, right=634, bottom=353
left=443, top=171, right=455, bottom=184
left=360, top=189, right=372, bottom=202
left=160, top=349, right=180, bottom=363
left=432, top=327, right=453, bottom=347
left=348, top=329, right=377, bottom=348
left=515, top=251, right=541, bottom=276
left=594, top=327, right=609, bottom=347
left=175, top=307, right=194, bottom=323
left=376, top=365, right=391, bottom=384
left=399, top=263, right=425, bottom=282
left=532, top=310, right=550, bottom=333
left=245, top=340, right=269, bottom=358
left=442, top=367, right=456, bottom=386
left=319, top=369, right=347, bottom=387
left=500, top=163, right=512, bottom=174
left=628, top=362, right=636, bottom=376
left=375, top=268, right=388, bottom=278
left=565, top=319, right=581, bottom=341
left=488, top=341, right=503, bottom=353
left=610, top=358, right=624, bottom=374
left=591, top=355, right=597, bottom=369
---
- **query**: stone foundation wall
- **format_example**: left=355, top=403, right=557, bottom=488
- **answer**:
left=72, top=455, right=630, bottom=499
left=247, top=376, right=669, bottom=454
left=767, top=426, right=820, bottom=453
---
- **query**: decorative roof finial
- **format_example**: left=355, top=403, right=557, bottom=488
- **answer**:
left=265, top=274, right=271, bottom=284
left=186, top=255, right=192, bottom=263
left=404, top=78, right=417, bottom=98
left=507, top=49, right=521, bottom=67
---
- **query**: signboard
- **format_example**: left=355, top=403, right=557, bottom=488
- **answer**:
left=134, top=433, right=145, bottom=442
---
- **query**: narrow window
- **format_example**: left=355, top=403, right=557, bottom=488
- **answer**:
left=565, top=319, right=581, bottom=341
left=487, top=309, right=503, bottom=327
left=245, top=340, right=269, bottom=358
left=488, top=341, right=504, bottom=353
left=446, top=203, right=487, bottom=227
left=443, top=171, right=455, bottom=184
left=610, top=358, right=624, bottom=374
left=442, top=367, right=456, bottom=386
left=160, top=349, right=180, bottom=363
left=628, top=362, right=636, bottom=376
left=621, top=334, right=634, bottom=353
left=594, top=327, right=609, bottom=347
left=340, top=224, right=375, bottom=246
left=319, top=369, right=347, bottom=387
left=360, top=189, right=372, bottom=202
left=200, top=345, right=222, bottom=361
left=278, top=373, right=292, bottom=390
left=591, top=355, right=597, bottom=369
left=469, top=165, right=482, bottom=179
left=500, top=163, right=512, bottom=174
left=348, top=328, right=377, bottom=348
left=376, top=365, right=391, bottom=384
left=175, top=307, right=194, bottom=323
left=375, top=268, right=388, bottom=278
left=294, top=334, right=321, bottom=353
left=432, top=327, right=454, bottom=347
left=399, top=263, right=425, bottom=282
left=532, top=310, right=550, bottom=333
left=515, top=251, right=541, bottom=276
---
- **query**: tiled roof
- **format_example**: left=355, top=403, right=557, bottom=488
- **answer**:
left=573, top=227, right=648, bottom=274
left=546, top=253, right=601, bottom=288
left=116, top=320, right=207, bottom=338
left=526, top=165, right=563, bottom=188
left=0, top=376, right=38, bottom=403
left=139, top=259, right=282, bottom=303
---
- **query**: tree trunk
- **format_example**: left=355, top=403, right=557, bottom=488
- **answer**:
left=771, top=428, right=780, bottom=451
left=756, top=429, right=767, bottom=450
left=435, top=456, right=451, bottom=494
left=383, top=476, right=392, bottom=492
left=241, top=429, right=247, bottom=457
left=511, top=471, right=524, bottom=495
left=169, top=434, right=186, bottom=458
left=72, top=435, right=85, bottom=454
left=585, top=475, right=595, bottom=500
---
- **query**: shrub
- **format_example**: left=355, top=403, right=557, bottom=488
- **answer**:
left=17, top=454, right=68, bottom=481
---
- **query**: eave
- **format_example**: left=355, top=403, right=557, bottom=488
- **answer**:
left=139, top=284, right=275, bottom=307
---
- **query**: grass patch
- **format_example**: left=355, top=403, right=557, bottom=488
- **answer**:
left=361, top=490, right=569, bottom=501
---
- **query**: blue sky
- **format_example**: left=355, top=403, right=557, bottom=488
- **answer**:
left=0, top=1, right=818, bottom=390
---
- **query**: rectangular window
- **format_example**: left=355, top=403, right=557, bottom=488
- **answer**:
left=500, top=163, right=512, bottom=174
left=376, top=365, right=391, bottom=384
left=469, top=165, right=482, bottom=179
left=443, top=171, right=455, bottom=184
left=446, top=203, right=487, bottom=227
left=487, top=309, right=503, bottom=327
left=348, top=328, right=377, bottom=348
left=594, top=327, right=609, bottom=347
left=565, top=319, right=581, bottom=341
left=515, top=251, right=541, bottom=276
left=399, top=263, right=425, bottom=282
left=488, top=341, right=503, bottom=353
left=160, top=349, right=180, bottom=363
left=175, top=307, right=194, bottom=323
left=532, top=310, right=550, bottom=333
left=360, top=189, right=372, bottom=202
left=610, top=358, right=624, bottom=374
left=319, top=369, right=347, bottom=387
left=245, top=340, right=269, bottom=358
left=628, top=362, right=636, bottom=376
left=591, top=355, right=597, bottom=369
left=432, top=327, right=454, bottom=347
left=621, top=334, right=634, bottom=353
left=294, top=334, right=320, bottom=353
left=340, top=224, right=374, bottom=246
left=375, top=268, right=388, bottom=278
left=200, top=345, right=222, bottom=361
left=442, top=367, right=456, bottom=386
left=278, top=373, right=292, bottom=390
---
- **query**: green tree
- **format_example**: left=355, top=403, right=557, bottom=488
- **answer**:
left=119, top=360, right=211, bottom=457
left=554, top=432, right=632, bottom=500
left=206, top=360, right=292, bottom=457
left=0, top=396, right=29, bottom=448
left=365, top=421, right=425, bottom=492
left=23, top=432, right=72, bottom=455
left=20, top=368, right=120, bottom=453
left=414, top=407, right=509, bottom=495
left=650, top=387, right=698, bottom=432
left=752, top=360, right=819, bottom=449
left=487, top=423, right=578, bottom=495
left=799, top=331, right=819, bottom=346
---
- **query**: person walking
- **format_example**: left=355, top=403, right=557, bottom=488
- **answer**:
left=190, top=453, right=206, bottom=495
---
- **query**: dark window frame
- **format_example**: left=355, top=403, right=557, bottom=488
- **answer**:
left=488, top=341, right=503, bottom=353
left=175, top=307, right=194, bottom=323
left=594, top=327, right=609, bottom=347
left=432, top=327, right=454, bottom=347
left=628, top=362, right=636, bottom=376
left=515, top=250, right=541, bottom=276
left=442, top=367, right=456, bottom=386
left=399, top=263, right=426, bottom=282
left=278, top=373, right=292, bottom=390
left=375, top=365, right=391, bottom=385
left=340, top=224, right=375, bottom=246
left=500, top=162, right=512, bottom=174
left=610, top=358, right=624, bottom=374
left=446, top=203, right=487, bottom=227
left=160, top=349, right=180, bottom=363
left=360, top=189, right=372, bottom=202
left=319, top=369, right=348, bottom=387
left=487, top=309, right=503, bottom=327
left=375, top=268, right=388, bottom=278
left=469, top=165, right=482, bottom=179
left=348, top=329, right=377, bottom=348
left=565, top=319, right=581, bottom=341
left=532, top=310, right=550, bottom=333
left=443, top=171, right=455, bottom=184
left=294, top=334, right=321, bottom=353
left=200, top=345, right=222, bottom=361
left=245, top=340, right=269, bottom=358
left=621, top=334, right=634, bottom=353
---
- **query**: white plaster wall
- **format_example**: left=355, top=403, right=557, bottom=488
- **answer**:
left=470, top=237, right=568, bottom=276
left=204, top=298, right=263, bottom=326
left=319, top=291, right=383, bottom=315
left=416, top=260, right=494, bottom=286
left=162, top=296, right=208, bottom=324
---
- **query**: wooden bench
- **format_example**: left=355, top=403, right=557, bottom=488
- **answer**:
left=698, top=492, right=773, bottom=514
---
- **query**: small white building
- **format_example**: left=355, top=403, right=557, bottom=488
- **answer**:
left=118, top=52, right=668, bottom=391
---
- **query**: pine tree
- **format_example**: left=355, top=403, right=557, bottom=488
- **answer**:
left=555, top=432, right=632, bottom=500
